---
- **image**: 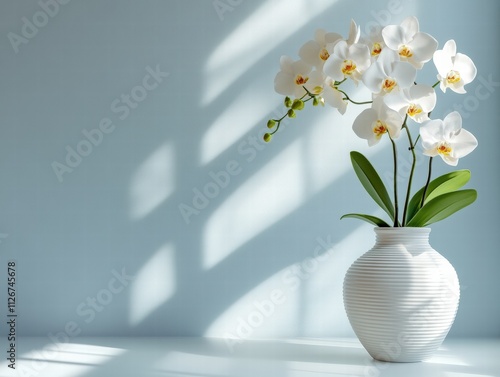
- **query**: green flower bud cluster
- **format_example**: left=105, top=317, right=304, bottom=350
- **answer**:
left=263, top=90, right=325, bottom=142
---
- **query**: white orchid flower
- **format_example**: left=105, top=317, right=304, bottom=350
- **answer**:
left=322, top=76, right=348, bottom=114
left=382, top=16, right=438, bottom=69
left=299, top=29, right=342, bottom=69
left=274, top=56, right=313, bottom=98
left=352, top=97, right=403, bottom=146
left=362, top=48, right=417, bottom=96
left=360, top=25, right=386, bottom=61
left=433, top=39, right=477, bottom=94
left=384, top=84, right=436, bottom=123
left=323, top=40, right=371, bottom=84
left=420, top=112, right=477, bottom=166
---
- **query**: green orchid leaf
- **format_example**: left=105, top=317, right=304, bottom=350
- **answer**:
left=406, top=189, right=477, bottom=227
left=341, top=213, right=391, bottom=227
left=350, top=151, right=395, bottom=221
left=407, top=170, right=471, bottom=222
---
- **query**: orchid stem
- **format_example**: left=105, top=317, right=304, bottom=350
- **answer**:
left=401, top=116, right=416, bottom=226
left=337, top=89, right=372, bottom=105
left=421, top=157, right=434, bottom=208
left=389, top=135, right=400, bottom=227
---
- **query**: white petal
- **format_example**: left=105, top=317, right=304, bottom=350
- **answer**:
left=304, top=70, right=325, bottom=94
left=420, top=119, right=443, bottom=147
left=433, top=49, right=453, bottom=77
left=442, top=39, right=457, bottom=56
left=347, top=19, right=360, bottom=45
left=409, top=84, right=436, bottom=112
left=371, top=96, right=386, bottom=113
left=362, top=62, right=385, bottom=93
left=368, top=136, right=381, bottom=146
left=323, top=85, right=347, bottom=114
left=441, top=154, right=459, bottom=166
left=400, top=16, right=419, bottom=41
left=423, top=146, right=439, bottom=158
left=449, top=81, right=466, bottom=94
left=348, top=43, right=371, bottom=71
left=391, top=61, right=417, bottom=88
left=378, top=48, right=398, bottom=75
left=454, top=53, right=477, bottom=84
left=292, top=59, right=312, bottom=75
left=383, top=108, right=404, bottom=139
left=451, top=128, right=478, bottom=158
left=332, top=40, right=348, bottom=59
left=382, top=25, right=406, bottom=50
left=323, top=57, right=344, bottom=82
left=439, top=79, right=448, bottom=93
left=384, top=91, right=409, bottom=113
left=293, top=84, right=307, bottom=98
left=442, top=111, right=462, bottom=138
left=409, top=32, right=438, bottom=64
left=353, top=108, right=378, bottom=141
left=407, top=58, right=424, bottom=70
left=412, top=111, right=430, bottom=123
left=274, top=71, right=295, bottom=96
left=299, top=40, right=321, bottom=67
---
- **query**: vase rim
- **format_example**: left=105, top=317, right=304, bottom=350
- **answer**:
left=374, top=226, right=431, bottom=233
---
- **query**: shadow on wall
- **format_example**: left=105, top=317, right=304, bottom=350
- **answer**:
left=3, top=0, right=385, bottom=340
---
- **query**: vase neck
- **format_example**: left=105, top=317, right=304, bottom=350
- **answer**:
left=374, top=227, right=431, bottom=248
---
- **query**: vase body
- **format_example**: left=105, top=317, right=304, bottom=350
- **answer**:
left=343, top=227, right=459, bottom=362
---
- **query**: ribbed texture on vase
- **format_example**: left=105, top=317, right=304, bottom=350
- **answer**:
left=343, top=228, right=460, bottom=362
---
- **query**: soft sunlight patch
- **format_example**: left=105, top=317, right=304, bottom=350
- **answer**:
left=7, top=343, right=125, bottom=377
left=427, top=354, right=469, bottom=366
left=204, top=225, right=375, bottom=339
left=296, top=224, right=374, bottom=337
left=202, top=0, right=337, bottom=106
left=130, top=244, right=176, bottom=325
left=204, top=267, right=299, bottom=340
left=155, top=351, right=234, bottom=376
left=203, top=141, right=305, bottom=270
left=286, top=360, right=365, bottom=375
left=304, top=93, right=372, bottom=194
left=282, top=338, right=362, bottom=348
left=129, top=142, right=175, bottom=220
left=201, top=86, right=277, bottom=165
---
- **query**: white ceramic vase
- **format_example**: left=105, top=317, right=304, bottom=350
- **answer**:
left=343, top=227, right=460, bottom=362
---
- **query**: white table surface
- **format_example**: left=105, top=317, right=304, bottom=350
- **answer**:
left=1, top=337, right=498, bottom=377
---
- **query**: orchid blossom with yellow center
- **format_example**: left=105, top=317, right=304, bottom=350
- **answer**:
left=433, top=39, right=477, bottom=93
left=382, top=16, right=437, bottom=69
left=420, top=112, right=477, bottom=166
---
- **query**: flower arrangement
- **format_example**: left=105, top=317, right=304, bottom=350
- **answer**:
left=264, top=16, right=478, bottom=227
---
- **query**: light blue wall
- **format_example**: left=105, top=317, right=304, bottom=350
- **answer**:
left=0, top=0, right=498, bottom=339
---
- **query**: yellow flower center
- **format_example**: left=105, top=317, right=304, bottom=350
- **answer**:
left=446, top=70, right=461, bottom=84
left=341, top=60, right=357, bottom=75
left=407, top=103, right=423, bottom=117
left=372, top=42, right=382, bottom=56
left=399, top=44, right=413, bottom=58
left=319, top=48, right=330, bottom=61
left=382, top=77, right=397, bottom=93
left=373, top=120, right=387, bottom=137
left=295, top=74, right=309, bottom=86
left=437, top=143, right=452, bottom=155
